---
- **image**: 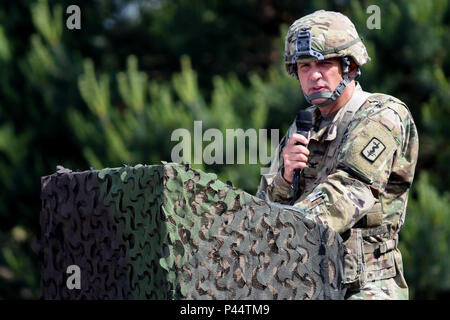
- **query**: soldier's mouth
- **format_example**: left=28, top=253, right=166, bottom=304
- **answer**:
left=310, top=86, right=327, bottom=93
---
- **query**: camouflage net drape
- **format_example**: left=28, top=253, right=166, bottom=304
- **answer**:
left=37, top=163, right=346, bottom=299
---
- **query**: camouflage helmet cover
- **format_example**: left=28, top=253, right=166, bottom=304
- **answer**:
left=284, top=10, right=371, bottom=76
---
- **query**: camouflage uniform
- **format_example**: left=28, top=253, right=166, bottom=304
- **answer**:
left=257, top=10, right=419, bottom=300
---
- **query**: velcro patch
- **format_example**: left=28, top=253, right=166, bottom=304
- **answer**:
left=361, top=138, right=386, bottom=162
left=341, top=120, right=397, bottom=183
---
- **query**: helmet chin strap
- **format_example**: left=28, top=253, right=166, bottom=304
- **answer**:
left=302, top=56, right=361, bottom=107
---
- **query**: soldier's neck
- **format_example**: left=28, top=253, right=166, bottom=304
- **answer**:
left=318, top=81, right=356, bottom=116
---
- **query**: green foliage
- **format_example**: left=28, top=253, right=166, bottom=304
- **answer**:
left=401, top=172, right=450, bottom=299
left=71, top=54, right=285, bottom=192
left=0, top=227, right=39, bottom=299
left=0, top=26, right=11, bottom=61
left=31, top=0, right=63, bottom=46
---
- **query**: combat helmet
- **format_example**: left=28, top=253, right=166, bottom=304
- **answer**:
left=284, top=10, right=370, bottom=107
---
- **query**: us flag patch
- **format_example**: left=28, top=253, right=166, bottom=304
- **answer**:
left=361, top=137, right=386, bottom=162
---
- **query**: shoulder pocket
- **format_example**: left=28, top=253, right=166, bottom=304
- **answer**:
left=341, top=120, right=397, bottom=183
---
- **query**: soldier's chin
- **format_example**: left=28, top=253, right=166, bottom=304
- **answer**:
left=312, top=97, right=329, bottom=106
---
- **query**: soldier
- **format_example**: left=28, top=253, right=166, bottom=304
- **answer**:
left=257, top=10, right=419, bottom=300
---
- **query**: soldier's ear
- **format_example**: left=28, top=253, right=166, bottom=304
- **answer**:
left=348, top=59, right=358, bottom=78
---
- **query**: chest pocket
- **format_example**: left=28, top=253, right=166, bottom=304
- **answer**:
left=300, top=140, right=328, bottom=196
left=298, top=91, right=372, bottom=199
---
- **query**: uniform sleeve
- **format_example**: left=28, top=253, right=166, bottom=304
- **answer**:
left=293, top=102, right=411, bottom=234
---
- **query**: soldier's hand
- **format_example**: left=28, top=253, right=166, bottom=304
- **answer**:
left=282, top=133, right=310, bottom=184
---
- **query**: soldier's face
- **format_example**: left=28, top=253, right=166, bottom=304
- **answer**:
left=297, top=58, right=343, bottom=105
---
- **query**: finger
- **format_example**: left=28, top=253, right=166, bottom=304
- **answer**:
left=288, top=133, right=308, bottom=146
left=288, top=133, right=309, bottom=146
left=285, top=153, right=308, bottom=163
left=285, top=159, right=308, bottom=170
left=285, top=144, right=310, bottom=157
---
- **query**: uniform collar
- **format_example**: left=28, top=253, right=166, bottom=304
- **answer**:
left=310, top=83, right=364, bottom=142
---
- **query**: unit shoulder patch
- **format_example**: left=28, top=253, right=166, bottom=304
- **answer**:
left=341, top=120, right=398, bottom=183
left=361, top=137, right=386, bottom=162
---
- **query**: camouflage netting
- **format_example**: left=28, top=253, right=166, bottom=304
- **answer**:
left=37, top=162, right=346, bottom=299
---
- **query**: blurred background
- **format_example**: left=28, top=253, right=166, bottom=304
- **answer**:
left=0, top=0, right=448, bottom=300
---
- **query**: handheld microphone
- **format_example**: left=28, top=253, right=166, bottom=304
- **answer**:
left=291, top=110, right=313, bottom=205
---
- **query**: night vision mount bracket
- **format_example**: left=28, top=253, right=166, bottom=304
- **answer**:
left=293, top=29, right=324, bottom=63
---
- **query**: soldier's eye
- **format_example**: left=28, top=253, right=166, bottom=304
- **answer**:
left=299, top=64, right=309, bottom=70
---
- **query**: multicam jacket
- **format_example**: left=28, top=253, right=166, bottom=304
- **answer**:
left=257, top=83, right=419, bottom=292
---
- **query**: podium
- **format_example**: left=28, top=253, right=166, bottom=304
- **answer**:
left=37, top=163, right=346, bottom=299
